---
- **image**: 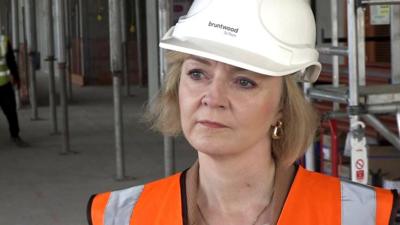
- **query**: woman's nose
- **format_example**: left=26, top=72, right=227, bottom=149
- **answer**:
left=200, top=79, right=228, bottom=109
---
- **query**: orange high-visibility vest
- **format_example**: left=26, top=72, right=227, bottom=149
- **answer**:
left=88, top=166, right=398, bottom=225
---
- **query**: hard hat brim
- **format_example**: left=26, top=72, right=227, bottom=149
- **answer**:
left=160, top=27, right=321, bottom=83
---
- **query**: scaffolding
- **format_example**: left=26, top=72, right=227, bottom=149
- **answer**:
left=310, top=0, right=400, bottom=184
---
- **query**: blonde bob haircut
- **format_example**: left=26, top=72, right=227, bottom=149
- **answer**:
left=147, top=51, right=319, bottom=166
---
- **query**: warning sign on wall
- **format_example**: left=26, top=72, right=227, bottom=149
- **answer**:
left=370, top=5, right=391, bottom=25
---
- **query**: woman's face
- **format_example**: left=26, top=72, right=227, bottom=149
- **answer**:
left=179, top=56, right=283, bottom=156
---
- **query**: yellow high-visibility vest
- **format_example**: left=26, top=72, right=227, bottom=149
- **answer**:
left=0, top=35, right=11, bottom=86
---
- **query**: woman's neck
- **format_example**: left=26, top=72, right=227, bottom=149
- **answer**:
left=196, top=140, right=276, bottom=217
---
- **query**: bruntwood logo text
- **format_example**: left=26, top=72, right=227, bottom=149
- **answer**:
left=208, top=21, right=239, bottom=34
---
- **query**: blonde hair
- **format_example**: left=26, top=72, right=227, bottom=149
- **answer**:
left=146, top=51, right=319, bottom=166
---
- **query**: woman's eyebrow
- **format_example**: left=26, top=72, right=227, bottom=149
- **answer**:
left=185, top=56, right=212, bottom=66
left=184, top=57, right=255, bottom=76
left=231, top=67, right=247, bottom=73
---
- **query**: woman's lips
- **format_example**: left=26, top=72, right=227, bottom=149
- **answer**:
left=197, top=120, right=228, bottom=128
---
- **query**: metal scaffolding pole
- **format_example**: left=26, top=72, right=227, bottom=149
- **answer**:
left=392, top=6, right=400, bottom=141
left=11, top=0, right=21, bottom=110
left=348, top=0, right=368, bottom=184
left=357, top=7, right=366, bottom=86
left=146, top=0, right=159, bottom=99
left=318, top=46, right=348, bottom=56
left=331, top=0, right=340, bottom=111
left=2, top=2, right=11, bottom=36
left=120, top=0, right=130, bottom=96
left=24, top=0, right=39, bottom=120
left=45, top=0, right=59, bottom=134
left=159, top=0, right=175, bottom=177
left=327, top=0, right=340, bottom=177
left=307, top=88, right=348, bottom=103
left=135, top=0, right=144, bottom=87
left=304, top=83, right=315, bottom=171
left=361, top=0, right=400, bottom=5
left=78, top=0, right=86, bottom=78
left=55, top=0, right=71, bottom=154
left=362, top=115, right=400, bottom=150
left=65, top=0, right=73, bottom=99
left=21, top=5, right=29, bottom=94
left=109, top=0, right=126, bottom=180
left=366, top=103, right=400, bottom=114
left=348, top=1, right=360, bottom=112
left=391, top=5, right=400, bottom=84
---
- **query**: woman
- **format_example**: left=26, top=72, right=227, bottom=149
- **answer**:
left=88, top=0, right=398, bottom=224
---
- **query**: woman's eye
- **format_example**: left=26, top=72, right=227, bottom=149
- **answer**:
left=236, top=77, right=256, bottom=88
left=187, top=69, right=204, bottom=80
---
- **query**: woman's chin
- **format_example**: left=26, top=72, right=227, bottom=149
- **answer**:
left=191, top=140, right=242, bottom=158
left=184, top=129, right=243, bottom=156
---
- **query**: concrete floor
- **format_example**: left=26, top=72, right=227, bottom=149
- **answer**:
left=0, top=76, right=197, bottom=225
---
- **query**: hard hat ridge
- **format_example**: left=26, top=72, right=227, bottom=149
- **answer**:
left=160, top=0, right=322, bottom=83
left=259, top=0, right=317, bottom=48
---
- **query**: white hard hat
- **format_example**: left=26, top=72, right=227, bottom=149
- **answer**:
left=160, top=0, right=322, bottom=83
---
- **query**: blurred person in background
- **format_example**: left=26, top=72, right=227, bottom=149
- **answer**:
left=0, top=27, right=27, bottom=147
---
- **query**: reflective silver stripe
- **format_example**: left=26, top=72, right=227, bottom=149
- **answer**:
left=0, top=71, right=10, bottom=76
left=104, top=185, right=144, bottom=225
left=341, top=180, right=376, bottom=225
left=0, top=36, right=6, bottom=57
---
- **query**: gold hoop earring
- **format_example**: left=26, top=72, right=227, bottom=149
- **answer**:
left=271, top=121, right=283, bottom=140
